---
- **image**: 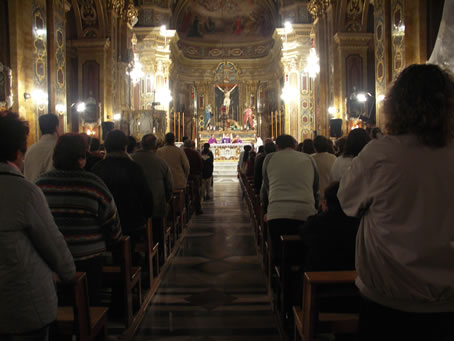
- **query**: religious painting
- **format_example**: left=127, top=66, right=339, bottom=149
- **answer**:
left=177, top=0, right=275, bottom=42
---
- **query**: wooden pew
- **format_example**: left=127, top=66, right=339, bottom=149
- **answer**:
left=164, top=194, right=176, bottom=260
left=293, top=271, right=359, bottom=341
left=135, top=219, right=160, bottom=291
left=276, top=235, right=304, bottom=326
left=54, top=272, right=108, bottom=341
left=103, top=236, right=142, bottom=328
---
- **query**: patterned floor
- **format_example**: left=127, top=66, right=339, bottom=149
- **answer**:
left=133, top=181, right=281, bottom=340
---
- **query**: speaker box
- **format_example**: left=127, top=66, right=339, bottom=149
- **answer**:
left=330, top=119, right=343, bottom=138
left=101, top=121, right=115, bottom=140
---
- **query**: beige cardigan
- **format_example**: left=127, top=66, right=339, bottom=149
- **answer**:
left=157, top=144, right=190, bottom=190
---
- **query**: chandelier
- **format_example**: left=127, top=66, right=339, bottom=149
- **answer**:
left=304, top=42, right=320, bottom=79
left=127, top=33, right=144, bottom=84
left=128, top=53, right=144, bottom=84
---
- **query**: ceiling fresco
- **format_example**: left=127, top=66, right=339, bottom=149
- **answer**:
left=176, top=0, right=277, bottom=59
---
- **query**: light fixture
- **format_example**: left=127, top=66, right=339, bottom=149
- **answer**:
left=280, top=82, right=297, bottom=103
left=304, top=41, right=320, bottom=79
left=31, top=89, right=48, bottom=106
left=113, top=113, right=121, bottom=121
left=328, top=106, right=337, bottom=115
left=56, top=104, right=66, bottom=113
left=356, top=93, right=370, bottom=103
left=158, top=87, right=172, bottom=105
left=34, top=28, right=46, bottom=37
left=284, top=21, right=293, bottom=34
left=76, top=102, right=86, bottom=112
left=377, top=94, right=385, bottom=102
left=128, top=33, right=144, bottom=84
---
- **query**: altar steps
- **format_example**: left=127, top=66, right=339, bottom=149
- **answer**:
left=213, top=161, right=238, bottom=183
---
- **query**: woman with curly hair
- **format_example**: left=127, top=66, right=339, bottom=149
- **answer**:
left=338, top=64, right=454, bottom=340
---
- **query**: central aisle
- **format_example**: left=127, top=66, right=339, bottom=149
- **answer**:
left=133, top=181, right=281, bottom=340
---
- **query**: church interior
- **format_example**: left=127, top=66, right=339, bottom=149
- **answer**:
left=0, top=0, right=445, bottom=150
left=1, top=0, right=453, bottom=340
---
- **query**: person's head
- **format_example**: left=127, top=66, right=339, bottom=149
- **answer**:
left=335, top=136, right=347, bottom=156
left=183, top=138, right=193, bottom=148
left=182, top=136, right=188, bottom=143
left=39, top=113, right=59, bottom=135
left=141, top=134, right=157, bottom=151
left=258, top=145, right=264, bottom=154
left=371, top=127, right=383, bottom=139
left=249, top=150, right=256, bottom=161
left=165, top=132, right=175, bottom=145
left=344, top=128, right=371, bottom=157
left=104, top=129, right=128, bottom=153
left=264, top=141, right=276, bottom=154
left=202, top=143, right=210, bottom=153
left=276, top=134, right=297, bottom=150
left=313, top=135, right=331, bottom=153
left=0, top=112, right=29, bottom=167
left=127, top=136, right=137, bottom=153
left=53, top=133, right=87, bottom=170
left=302, top=139, right=315, bottom=154
left=211, top=134, right=215, bottom=138
left=296, top=142, right=304, bottom=152
left=384, top=64, right=454, bottom=147
left=90, top=137, right=101, bottom=152
left=321, top=181, right=344, bottom=214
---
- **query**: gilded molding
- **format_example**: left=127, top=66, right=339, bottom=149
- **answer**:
left=307, top=0, right=331, bottom=20
left=123, top=0, right=139, bottom=26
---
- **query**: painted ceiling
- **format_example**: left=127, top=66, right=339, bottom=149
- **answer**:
left=175, top=0, right=278, bottom=59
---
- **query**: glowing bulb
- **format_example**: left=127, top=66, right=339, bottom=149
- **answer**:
left=377, top=94, right=385, bottom=102
left=113, top=113, right=121, bottom=121
left=284, top=21, right=293, bottom=34
left=76, top=102, right=86, bottom=112
left=328, top=106, right=337, bottom=115
left=31, top=89, right=48, bottom=106
left=356, top=93, right=367, bottom=102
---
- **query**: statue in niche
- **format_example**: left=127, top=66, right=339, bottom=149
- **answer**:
left=243, top=105, right=254, bottom=130
left=203, top=104, right=213, bottom=129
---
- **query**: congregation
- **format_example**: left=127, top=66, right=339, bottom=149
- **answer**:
left=1, top=64, right=454, bottom=341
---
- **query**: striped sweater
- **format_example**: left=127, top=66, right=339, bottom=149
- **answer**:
left=36, top=169, right=122, bottom=260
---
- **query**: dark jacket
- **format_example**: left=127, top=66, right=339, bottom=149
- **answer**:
left=299, top=210, right=359, bottom=271
left=183, top=148, right=203, bottom=176
left=201, top=150, right=214, bottom=179
left=92, top=152, right=153, bottom=233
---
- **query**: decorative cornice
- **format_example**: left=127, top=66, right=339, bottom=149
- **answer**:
left=123, top=0, right=138, bottom=26
left=307, top=0, right=331, bottom=20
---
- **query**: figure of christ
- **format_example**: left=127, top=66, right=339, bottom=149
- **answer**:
left=216, top=84, right=238, bottom=119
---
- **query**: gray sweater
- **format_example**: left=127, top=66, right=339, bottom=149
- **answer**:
left=261, top=149, right=318, bottom=221
left=0, top=163, right=75, bottom=334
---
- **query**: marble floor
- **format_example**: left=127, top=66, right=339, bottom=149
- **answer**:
left=133, top=181, right=282, bottom=341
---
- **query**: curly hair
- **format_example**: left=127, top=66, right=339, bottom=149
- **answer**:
left=384, top=64, right=454, bottom=147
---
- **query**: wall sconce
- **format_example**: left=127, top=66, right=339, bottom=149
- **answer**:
left=24, top=93, right=31, bottom=100
left=113, top=113, right=121, bottom=121
left=76, top=102, right=86, bottom=113
left=328, top=106, right=337, bottom=115
left=377, top=94, right=385, bottom=102
left=31, top=89, right=48, bottom=106
left=56, top=104, right=66, bottom=115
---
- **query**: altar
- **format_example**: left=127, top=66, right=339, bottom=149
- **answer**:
left=211, top=143, right=250, bottom=161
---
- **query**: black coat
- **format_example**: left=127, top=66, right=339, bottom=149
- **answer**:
left=91, top=153, right=153, bottom=233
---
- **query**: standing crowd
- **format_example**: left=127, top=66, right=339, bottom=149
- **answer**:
left=0, top=110, right=214, bottom=340
left=1, top=64, right=454, bottom=341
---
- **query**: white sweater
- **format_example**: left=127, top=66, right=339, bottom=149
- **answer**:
left=339, top=134, right=454, bottom=312
left=261, top=149, right=318, bottom=221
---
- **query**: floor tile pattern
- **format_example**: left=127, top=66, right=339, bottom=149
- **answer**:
left=133, top=182, right=281, bottom=340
